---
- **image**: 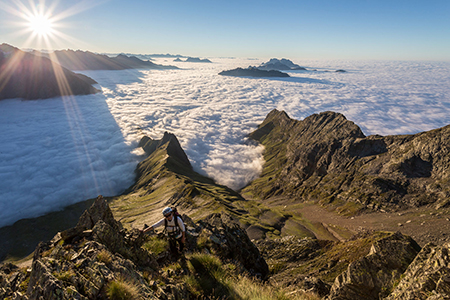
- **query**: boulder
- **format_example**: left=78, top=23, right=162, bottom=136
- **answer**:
left=60, top=195, right=122, bottom=242
left=385, top=242, right=450, bottom=299
left=196, top=213, right=269, bottom=278
left=327, top=232, right=421, bottom=300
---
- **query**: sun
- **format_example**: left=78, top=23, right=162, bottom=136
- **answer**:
left=28, top=14, right=54, bottom=37
left=0, top=0, right=103, bottom=50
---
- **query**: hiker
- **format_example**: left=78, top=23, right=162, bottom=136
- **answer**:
left=142, top=207, right=186, bottom=256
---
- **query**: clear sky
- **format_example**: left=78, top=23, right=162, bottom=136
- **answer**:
left=1, top=0, right=449, bottom=60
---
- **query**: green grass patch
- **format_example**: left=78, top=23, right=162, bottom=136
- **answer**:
left=96, top=249, right=112, bottom=265
left=142, top=235, right=168, bottom=255
left=185, top=253, right=232, bottom=297
left=107, top=277, right=140, bottom=300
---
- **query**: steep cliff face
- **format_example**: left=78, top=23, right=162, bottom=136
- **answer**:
left=0, top=44, right=99, bottom=100
left=243, top=109, right=450, bottom=214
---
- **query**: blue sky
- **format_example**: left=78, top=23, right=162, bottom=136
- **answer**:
left=1, top=0, right=449, bottom=60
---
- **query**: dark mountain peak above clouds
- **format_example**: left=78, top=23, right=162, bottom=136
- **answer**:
left=0, top=43, right=99, bottom=100
left=185, top=57, right=212, bottom=63
left=258, top=58, right=306, bottom=71
left=219, top=67, right=290, bottom=78
left=40, top=49, right=179, bottom=71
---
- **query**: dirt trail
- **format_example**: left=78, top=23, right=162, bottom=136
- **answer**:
left=298, top=203, right=450, bottom=247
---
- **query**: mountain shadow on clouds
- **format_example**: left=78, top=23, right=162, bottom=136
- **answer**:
left=263, top=76, right=332, bottom=84
left=0, top=89, right=136, bottom=259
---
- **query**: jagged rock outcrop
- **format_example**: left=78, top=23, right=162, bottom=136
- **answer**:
left=327, top=232, right=421, bottom=299
left=0, top=195, right=160, bottom=299
left=0, top=44, right=99, bottom=100
left=195, top=213, right=269, bottom=278
left=219, top=67, right=290, bottom=78
left=243, top=109, right=450, bottom=214
left=385, top=242, right=450, bottom=299
left=138, top=132, right=192, bottom=170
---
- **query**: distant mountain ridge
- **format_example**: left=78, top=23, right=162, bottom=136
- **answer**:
left=0, top=44, right=99, bottom=100
left=38, top=49, right=179, bottom=70
left=185, top=57, right=212, bottom=63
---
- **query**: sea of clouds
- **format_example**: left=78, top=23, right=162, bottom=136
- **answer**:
left=1, top=58, right=450, bottom=227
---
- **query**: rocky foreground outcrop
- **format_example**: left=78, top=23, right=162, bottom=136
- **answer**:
left=0, top=195, right=268, bottom=299
left=0, top=44, right=99, bottom=100
left=256, top=231, right=450, bottom=299
left=243, top=109, right=450, bottom=214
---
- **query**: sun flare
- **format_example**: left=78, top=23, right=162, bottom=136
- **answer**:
left=28, top=14, right=54, bottom=37
left=1, top=0, right=101, bottom=50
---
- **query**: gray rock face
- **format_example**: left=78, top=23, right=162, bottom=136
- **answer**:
left=385, top=242, right=450, bottom=300
left=196, top=213, right=269, bottom=278
left=138, top=132, right=192, bottom=170
left=327, top=232, right=421, bottom=300
left=245, top=109, right=450, bottom=213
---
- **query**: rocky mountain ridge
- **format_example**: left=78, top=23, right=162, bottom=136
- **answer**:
left=243, top=109, right=450, bottom=215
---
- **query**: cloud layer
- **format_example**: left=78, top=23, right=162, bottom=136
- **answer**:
left=1, top=58, right=449, bottom=227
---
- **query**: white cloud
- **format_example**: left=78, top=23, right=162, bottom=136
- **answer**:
left=1, top=58, right=450, bottom=227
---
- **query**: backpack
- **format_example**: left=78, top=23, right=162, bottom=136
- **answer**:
left=164, top=207, right=183, bottom=238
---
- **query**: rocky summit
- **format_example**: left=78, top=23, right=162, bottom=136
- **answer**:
left=243, top=109, right=450, bottom=214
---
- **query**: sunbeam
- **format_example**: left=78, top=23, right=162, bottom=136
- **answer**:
left=0, top=0, right=115, bottom=210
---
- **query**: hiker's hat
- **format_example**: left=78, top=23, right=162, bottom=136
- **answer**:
left=162, top=207, right=172, bottom=217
